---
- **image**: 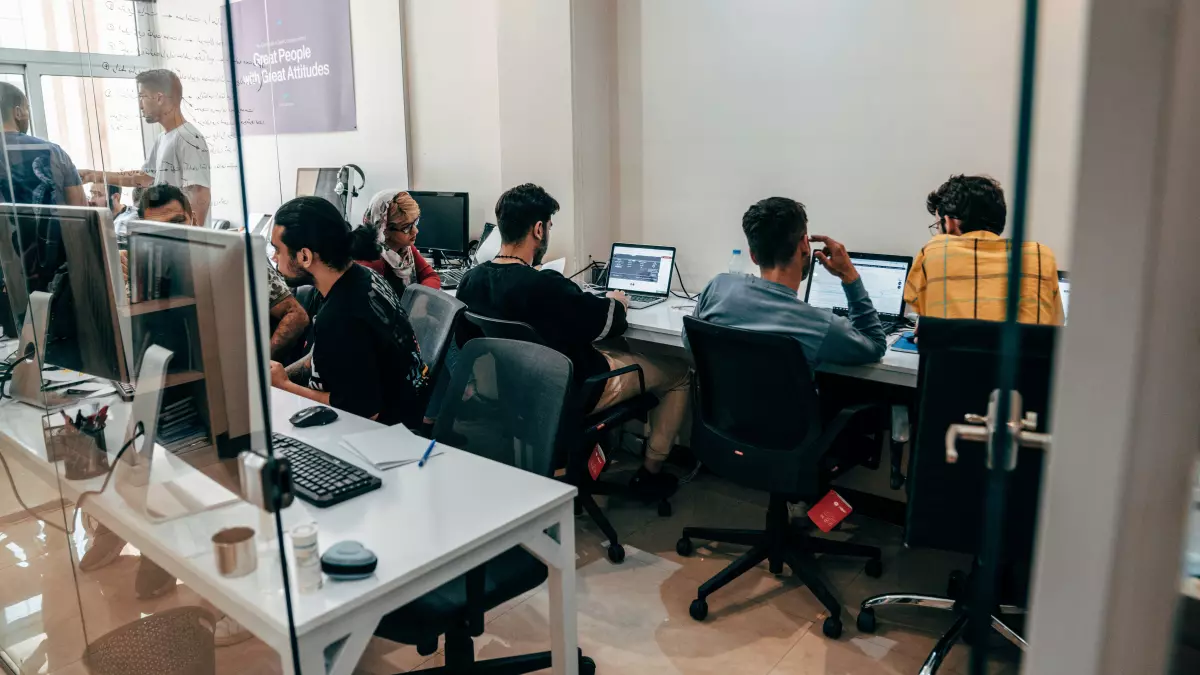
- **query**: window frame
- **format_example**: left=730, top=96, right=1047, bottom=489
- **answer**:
left=0, top=3, right=159, bottom=153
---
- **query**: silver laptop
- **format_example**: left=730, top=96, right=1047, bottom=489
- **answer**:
left=602, top=243, right=677, bottom=310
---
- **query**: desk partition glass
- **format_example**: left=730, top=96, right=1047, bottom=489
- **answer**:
left=0, top=2, right=301, bottom=672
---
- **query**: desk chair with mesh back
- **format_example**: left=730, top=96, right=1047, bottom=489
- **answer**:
left=464, top=311, right=669, bottom=564
left=375, top=338, right=595, bottom=675
left=855, top=318, right=1057, bottom=673
left=402, top=285, right=465, bottom=415
left=678, top=317, right=886, bottom=638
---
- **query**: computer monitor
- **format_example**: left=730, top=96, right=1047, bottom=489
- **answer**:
left=409, top=191, right=469, bottom=261
left=295, top=168, right=344, bottom=213
left=248, top=212, right=273, bottom=237
left=126, top=221, right=270, bottom=458
left=1059, top=270, right=1070, bottom=324
left=604, top=243, right=677, bottom=297
left=804, top=252, right=912, bottom=318
left=473, top=222, right=500, bottom=265
left=0, top=204, right=132, bottom=383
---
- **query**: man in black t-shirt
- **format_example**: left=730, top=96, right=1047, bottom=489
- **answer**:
left=456, top=183, right=690, bottom=498
left=268, top=196, right=428, bottom=427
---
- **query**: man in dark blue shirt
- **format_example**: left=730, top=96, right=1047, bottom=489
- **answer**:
left=1, top=82, right=85, bottom=207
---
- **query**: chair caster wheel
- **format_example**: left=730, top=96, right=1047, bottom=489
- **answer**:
left=658, top=500, right=673, bottom=517
left=947, top=570, right=966, bottom=600
left=579, top=655, right=597, bottom=675
left=890, top=474, right=905, bottom=490
left=676, top=537, right=694, bottom=557
left=607, top=543, right=626, bottom=563
left=864, top=557, right=883, bottom=578
left=689, top=598, right=708, bottom=621
left=856, top=608, right=877, bottom=633
left=822, top=616, right=843, bottom=639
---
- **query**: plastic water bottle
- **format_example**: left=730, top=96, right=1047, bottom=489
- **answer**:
left=728, top=249, right=751, bottom=276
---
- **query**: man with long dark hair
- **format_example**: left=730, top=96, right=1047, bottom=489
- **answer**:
left=270, top=196, right=427, bottom=427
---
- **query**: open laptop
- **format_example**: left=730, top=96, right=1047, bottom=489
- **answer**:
left=600, top=243, right=677, bottom=310
left=804, top=252, right=912, bottom=331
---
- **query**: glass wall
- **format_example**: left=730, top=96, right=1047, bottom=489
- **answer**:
left=1, top=1, right=297, bottom=673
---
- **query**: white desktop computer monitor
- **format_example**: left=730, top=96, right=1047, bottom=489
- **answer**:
left=605, top=243, right=676, bottom=296
left=0, top=205, right=132, bottom=384
left=295, top=168, right=343, bottom=213
left=126, top=221, right=270, bottom=459
left=1059, top=271, right=1070, bottom=323
left=804, top=252, right=912, bottom=318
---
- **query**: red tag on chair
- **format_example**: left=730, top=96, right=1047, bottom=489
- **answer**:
left=807, top=490, right=853, bottom=532
left=588, top=445, right=607, bottom=480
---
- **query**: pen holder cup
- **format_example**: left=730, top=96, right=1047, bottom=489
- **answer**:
left=45, top=420, right=111, bottom=481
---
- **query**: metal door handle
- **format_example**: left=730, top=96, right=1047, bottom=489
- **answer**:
left=945, top=389, right=1051, bottom=470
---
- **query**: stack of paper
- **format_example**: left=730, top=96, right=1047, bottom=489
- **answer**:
left=339, top=424, right=441, bottom=470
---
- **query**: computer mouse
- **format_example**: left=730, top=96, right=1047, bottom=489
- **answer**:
left=290, top=405, right=339, bottom=428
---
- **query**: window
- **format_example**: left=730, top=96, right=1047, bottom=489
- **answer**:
left=0, top=0, right=139, bottom=56
left=40, top=75, right=145, bottom=174
left=0, top=73, right=24, bottom=92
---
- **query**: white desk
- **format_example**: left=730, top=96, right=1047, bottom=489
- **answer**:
left=624, top=296, right=920, bottom=388
left=0, top=388, right=580, bottom=675
left=444, top=288, right=918, bottom=388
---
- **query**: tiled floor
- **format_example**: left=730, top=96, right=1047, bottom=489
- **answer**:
left=0, top=461, right=1021, bottom=675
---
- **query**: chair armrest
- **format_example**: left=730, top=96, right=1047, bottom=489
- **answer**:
left=803, top=403, right=886, bottom=465
left=890, top=405, right=910, bottom=443
left=582, top=364, right=646, bottom=396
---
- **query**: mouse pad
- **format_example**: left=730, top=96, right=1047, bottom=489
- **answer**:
left=890, top=331, right=919, bottom=354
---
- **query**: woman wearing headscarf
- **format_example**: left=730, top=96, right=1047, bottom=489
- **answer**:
left=351, top=189, right=441, bottom=297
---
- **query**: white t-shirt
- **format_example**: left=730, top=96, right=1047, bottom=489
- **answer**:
left=143, top=121, right=211, bottom=221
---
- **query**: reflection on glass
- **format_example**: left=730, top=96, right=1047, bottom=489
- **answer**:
left=41, top=76, right=145, bottom=178
left=0, top=0, right=139, bottom=56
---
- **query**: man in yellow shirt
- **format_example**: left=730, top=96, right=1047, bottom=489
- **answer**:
left=904, top=175, right=1064, bottom=325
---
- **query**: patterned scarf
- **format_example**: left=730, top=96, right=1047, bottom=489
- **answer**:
left=363, top=189, right=415, bottom=285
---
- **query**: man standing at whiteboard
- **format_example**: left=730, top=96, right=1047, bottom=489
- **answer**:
left=81, top=69, right=212, bottom=226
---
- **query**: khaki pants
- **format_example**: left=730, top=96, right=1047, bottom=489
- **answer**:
left=592, top=348, right=691, bottom=463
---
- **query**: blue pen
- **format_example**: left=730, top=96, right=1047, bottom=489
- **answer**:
left=418, top=439, right=437, bottom=468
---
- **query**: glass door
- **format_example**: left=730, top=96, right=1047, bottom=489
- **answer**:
left=936, top=1, right=1200, bottom=674
left=0, top=1, right=300, bottom=672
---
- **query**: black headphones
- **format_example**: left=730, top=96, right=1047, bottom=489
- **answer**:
left=334, top=164, right=365, bottom=198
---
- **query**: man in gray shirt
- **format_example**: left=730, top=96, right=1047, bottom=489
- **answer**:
left=689, top=197, right=886, bottom=367
left=80, top=69, right=212, bottom=226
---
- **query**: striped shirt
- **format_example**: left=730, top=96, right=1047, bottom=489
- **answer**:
left=903, top=231, right=1064, bottom=325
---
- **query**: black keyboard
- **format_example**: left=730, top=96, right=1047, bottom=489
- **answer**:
left=272, top=432, right=382, bottom=507
left=629, top=293, right=660, bottom=304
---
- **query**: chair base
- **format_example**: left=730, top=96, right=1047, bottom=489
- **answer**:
left=857, top=592, right=1027, bottom=674
left=407, top=630, right=596, bottom=675
left=677, top=495, right=881, bottom=638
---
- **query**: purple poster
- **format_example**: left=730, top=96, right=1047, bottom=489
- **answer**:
left=229, top=0, right=356, bottom=135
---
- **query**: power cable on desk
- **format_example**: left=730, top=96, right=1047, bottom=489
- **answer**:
left=670, top=262, right=700, bottom=301
left=0, top=423, right=143, bottom=534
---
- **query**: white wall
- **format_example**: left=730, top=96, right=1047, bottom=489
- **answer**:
left=620, top=0, right=1089, bottom=287
left=496, top=0, right=579, bottom=269
left=571, top=0, right=620, bottom=266
left=404, top=0, right=503, bottom=240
